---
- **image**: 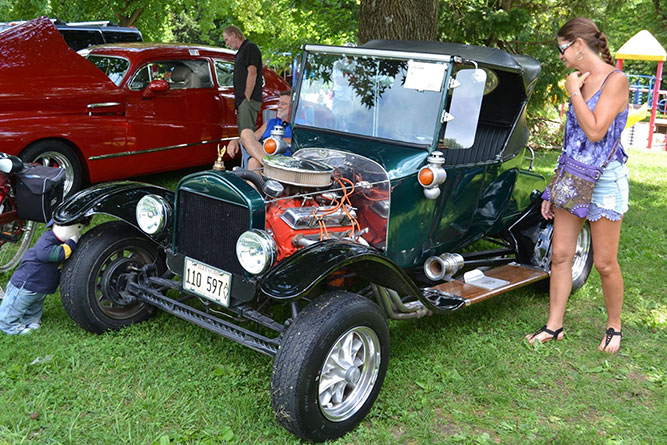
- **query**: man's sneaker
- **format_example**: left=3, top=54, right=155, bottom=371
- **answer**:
left=18, top=327, right=33, bottom=335
left=26, top=322, right=41, bottom=330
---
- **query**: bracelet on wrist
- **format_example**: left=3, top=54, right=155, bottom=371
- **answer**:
left=571, top=91, right=581, bottom=97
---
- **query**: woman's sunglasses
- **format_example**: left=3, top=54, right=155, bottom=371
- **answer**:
left=557, top=41, right=574, bottom=55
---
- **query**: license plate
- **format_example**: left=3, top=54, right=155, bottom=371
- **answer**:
left=183, top=257, right=231, bottom=307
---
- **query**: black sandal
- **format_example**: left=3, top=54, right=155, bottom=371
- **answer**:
left=530, top=325, right=563, bottom=342
left=602, top=327, right=622, bottom=351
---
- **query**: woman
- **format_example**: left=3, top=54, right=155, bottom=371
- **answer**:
left=526, top=17, right=629, bottom=353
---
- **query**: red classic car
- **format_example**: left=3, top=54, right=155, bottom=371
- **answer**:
left=0, top=17, right=288, bottom=195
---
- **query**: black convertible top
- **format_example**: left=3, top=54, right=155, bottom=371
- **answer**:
left=362, top=40, right=541, bottom=93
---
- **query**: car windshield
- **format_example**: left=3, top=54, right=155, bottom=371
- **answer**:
left=294, top=52, right=446, bottom=146
left=86, top=54, right=130, bottom=86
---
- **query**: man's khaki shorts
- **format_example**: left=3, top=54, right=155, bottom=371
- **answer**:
left=237, top=99, right=262, bottom=134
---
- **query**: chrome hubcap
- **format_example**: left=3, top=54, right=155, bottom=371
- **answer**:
left=37, top=151, right=74, bottom=195
left=572, top=224, right=591, bottom=282
left=318, top=326, right=381, bottom=422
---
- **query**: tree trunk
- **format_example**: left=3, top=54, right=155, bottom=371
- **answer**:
left=358, top=0, right=439, bottom=44
left=114, top=0, right=144, bottom=28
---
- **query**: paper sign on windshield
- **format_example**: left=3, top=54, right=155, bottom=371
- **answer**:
left=404, top=61, right=446, bottom=92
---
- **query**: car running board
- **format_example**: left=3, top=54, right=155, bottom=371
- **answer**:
left=423, top=264, right=549, bottom=313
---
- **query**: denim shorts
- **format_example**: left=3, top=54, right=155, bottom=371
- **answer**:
left=588, top=160, right=629, bottom=221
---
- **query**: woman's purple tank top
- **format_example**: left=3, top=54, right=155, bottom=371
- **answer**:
left=562, top=70, right=628, bottom=167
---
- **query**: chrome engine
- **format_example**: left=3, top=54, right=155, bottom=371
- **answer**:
left=261, top=153, right=389, bottom=261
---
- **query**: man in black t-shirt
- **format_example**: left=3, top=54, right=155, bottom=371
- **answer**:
left=223, top=25, right=263, bottom=133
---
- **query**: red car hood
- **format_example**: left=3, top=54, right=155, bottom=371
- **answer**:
left=0, top=17, right=120, bottom=113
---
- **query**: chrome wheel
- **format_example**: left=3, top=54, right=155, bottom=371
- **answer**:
left=532, top=221, right=594, bottom=293
left=36, top=150, right=75, bottom=196
left=572, top=222, right=592, bottom=283
left=318, top=326, right=381, bottom=422
left=271, top=292, right=389, bottom=442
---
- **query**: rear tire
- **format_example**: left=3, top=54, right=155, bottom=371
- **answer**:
left=533, top=221, right=593, bottom=293
left=60, top=221, right=163, bottom=333
left=271, top=291, right=390, bottom=442
left=21, top=140, right=83, bottom=196
left=570, top=222, right=594, bottom=291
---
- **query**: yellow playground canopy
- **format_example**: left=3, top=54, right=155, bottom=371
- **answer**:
left=616, top=30, right=666, bottom=62
left=615, top=30, right=666, bottom=149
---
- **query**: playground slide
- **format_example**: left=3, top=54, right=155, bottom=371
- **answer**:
left=626, top=103, right=648, bottom=128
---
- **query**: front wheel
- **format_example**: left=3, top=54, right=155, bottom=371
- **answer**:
left=60, top=221, right=164, bottom=334
left=0, top=196, right=37, bottom=273
left=271, top=291, right=390, bottom=442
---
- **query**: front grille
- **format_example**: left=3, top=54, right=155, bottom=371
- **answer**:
left=175, top=190, right=250, bottom=275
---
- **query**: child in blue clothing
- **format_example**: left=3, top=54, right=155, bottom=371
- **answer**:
left=0, top=220, right=87, bottom=335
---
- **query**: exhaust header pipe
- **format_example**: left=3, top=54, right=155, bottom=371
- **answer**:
left=424, top=252, right=464, bottom=281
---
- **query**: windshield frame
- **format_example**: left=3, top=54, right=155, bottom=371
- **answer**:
left=292, top=46, right=454, bottom=150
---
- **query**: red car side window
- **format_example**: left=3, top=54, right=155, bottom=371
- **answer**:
left=130, top=60, right=213, bottom=91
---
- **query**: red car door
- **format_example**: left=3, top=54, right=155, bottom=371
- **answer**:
left=121, top=59, right=223, bottom=176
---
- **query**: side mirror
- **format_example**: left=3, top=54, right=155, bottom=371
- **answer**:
left=142, top=79, right=170, bottom=98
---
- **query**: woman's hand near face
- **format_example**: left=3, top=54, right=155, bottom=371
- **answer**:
left=565, top=71, right=590, bottom=95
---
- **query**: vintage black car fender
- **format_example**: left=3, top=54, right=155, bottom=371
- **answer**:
left=259, top=240, right=423, bottom=301
left=53, top=181, right=174, bottom=246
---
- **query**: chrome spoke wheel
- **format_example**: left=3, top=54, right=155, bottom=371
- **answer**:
left=36, top=151, right=75, bottom=196
left=318, top=326, right=381, bottom=422
left=572, top=223, right=592, bottom=283
left=271, top=292, right=389, bottom=442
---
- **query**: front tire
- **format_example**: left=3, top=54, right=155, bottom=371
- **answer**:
left=21, top=140, right=83, bottom=196
left=271, top=291, right=390, bottom=442
left=60, top=221, right=163, bottom=334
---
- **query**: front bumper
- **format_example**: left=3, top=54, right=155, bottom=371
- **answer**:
left=124, top=266, right=284, bottom=357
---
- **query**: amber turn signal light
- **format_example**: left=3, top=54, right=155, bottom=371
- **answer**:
left=263, top=138, right=277, bottom=154
left=418, top=167, right=434, bottom=186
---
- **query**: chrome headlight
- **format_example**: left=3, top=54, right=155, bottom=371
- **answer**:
left=136, top=194, right=170, bottom=235
left=236, top=229, right=277, bottom=275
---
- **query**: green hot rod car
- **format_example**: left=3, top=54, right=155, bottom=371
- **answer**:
left=54, top=41, right=593, bottom=442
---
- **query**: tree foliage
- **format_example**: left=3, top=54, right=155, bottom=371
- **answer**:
left=438, top=0, right=666, bottom=115
left=0, top=0, right=664, bottom=114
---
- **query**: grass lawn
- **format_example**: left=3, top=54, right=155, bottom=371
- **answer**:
left=0, top=148, right=665, bottom=444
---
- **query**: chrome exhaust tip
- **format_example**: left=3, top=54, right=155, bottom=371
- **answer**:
left=423, top=252, right=464, bottom=281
